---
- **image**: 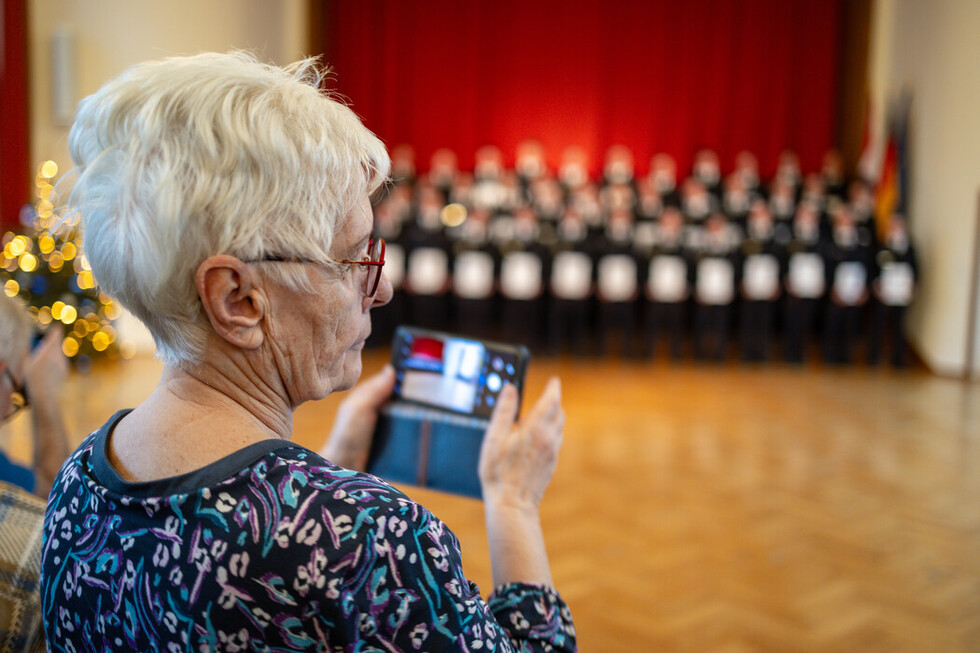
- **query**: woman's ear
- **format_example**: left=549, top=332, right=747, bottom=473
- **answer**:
left=196, top=255, right=266, bottom=350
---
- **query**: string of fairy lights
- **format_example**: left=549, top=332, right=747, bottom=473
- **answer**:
left=1, top=161, right=134, bottom=362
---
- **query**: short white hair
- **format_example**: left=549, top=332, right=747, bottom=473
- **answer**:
left=66, top=51, right=390, bottom=367
left=0, top=295, right=33, bottom=366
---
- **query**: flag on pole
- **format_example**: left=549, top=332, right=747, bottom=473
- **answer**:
left=875, top=134, right=899, bottom=241
left=875, top=91, right=912, bottom=241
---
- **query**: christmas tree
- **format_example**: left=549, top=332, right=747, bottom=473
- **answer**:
left=1, top=161, right=131, bottom=368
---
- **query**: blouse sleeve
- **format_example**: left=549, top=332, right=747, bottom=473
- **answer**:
left=488, top=582, right=577, bottom=652
left=309, top=477, right=576, bottom=652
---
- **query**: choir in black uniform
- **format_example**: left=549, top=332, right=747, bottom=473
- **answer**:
left=370, top=143, right=918, bottom=367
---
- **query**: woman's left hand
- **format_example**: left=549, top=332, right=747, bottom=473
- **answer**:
left=319, top=365, right=395, bottom=471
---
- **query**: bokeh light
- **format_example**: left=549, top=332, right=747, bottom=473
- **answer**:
left=19, top=254, right=38, bottom=272
left=40, top=160, right=58, bottom=178
left=62, top=337, right=79, bottom=357
left=440, top=203, right=468, bottom=227
left=60, top=305, right=78, bottom=325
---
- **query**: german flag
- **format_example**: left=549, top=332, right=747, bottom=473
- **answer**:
left=875, top=91, right=912, bottom=242
left=875, top=134, right=899, bottom=242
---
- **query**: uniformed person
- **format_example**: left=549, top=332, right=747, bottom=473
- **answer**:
left=548, top=208, right=596, bottom=356
left=738, top=200, right=781, bottom=361
left=692, top=213, right=739, bottom=360
left=779, top=202, right=828, bottom=363
left=450, top=207, right=499, bottom=339
left=692, top=149, right=723, bottom=199
left=595, top=208, right=641, bottom=357
left=496, top=205, right=549, bottom=350
left=868, top=214, right=918, bottom=367
left=639, top=207, right=691, bottom=359
left=403, top=183, right=453, bottom=329
left=822, top=205, right=872, bottom=364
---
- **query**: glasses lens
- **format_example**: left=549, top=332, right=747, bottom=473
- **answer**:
left=365, top=237, right=384, bottom=299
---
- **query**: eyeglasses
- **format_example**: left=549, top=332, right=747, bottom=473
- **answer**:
left=2, top=367, right=28, bottom=423
left=249, top=236, right=386, bottom=300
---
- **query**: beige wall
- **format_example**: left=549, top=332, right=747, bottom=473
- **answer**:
left=29, top=0, right=308, bottom=175
left=28, top=0, right=309, bottom=352
left=869, top=0, right=980, bottom=378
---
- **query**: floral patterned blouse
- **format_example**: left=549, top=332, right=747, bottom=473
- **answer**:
left=40, top=411, right=576, bottom=652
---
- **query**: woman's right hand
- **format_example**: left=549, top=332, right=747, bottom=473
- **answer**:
left=479, top=377, right=565, bottom=511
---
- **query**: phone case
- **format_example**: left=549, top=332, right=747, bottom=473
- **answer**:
left=369, top=404, right=489, bottom=498
left=366, top=327, right=529, bottom=498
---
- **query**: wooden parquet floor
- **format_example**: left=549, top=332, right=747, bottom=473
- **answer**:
left=4, top=350, right=979, bottom=652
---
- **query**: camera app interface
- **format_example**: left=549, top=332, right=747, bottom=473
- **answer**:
left=394, top=333, right=520, bottom=417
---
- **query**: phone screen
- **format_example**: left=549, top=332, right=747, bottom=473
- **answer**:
left=390, top=327, right=529, bottom=419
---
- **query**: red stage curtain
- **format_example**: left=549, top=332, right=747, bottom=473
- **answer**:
left=0, top=0, right=30, bottom=229
left=320, top=0, right=843, bottom=179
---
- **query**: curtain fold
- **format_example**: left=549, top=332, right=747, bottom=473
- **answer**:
left=321, top=0, right=842, bottom=178
left=1, top=0, right=31, bottom=229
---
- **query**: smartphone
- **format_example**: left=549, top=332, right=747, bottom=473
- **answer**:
left=389, top=326, right=530, bottom=419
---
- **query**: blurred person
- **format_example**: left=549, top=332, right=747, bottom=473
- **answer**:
left=390, top=143, right=417, bottom=186
left=530, top=176, right=566, bottom=224
left=738, top=200, right=781, bottom=361
left=515, top=139, right=547, bottom=186
left=639, top=207, right=691, bottom=359
left=822, top=205, right=872, bottom=364
left=800, top=173, right=828, bottom=217
left=0, top=296, right=69, bottom=499
left=595, top=208, right=640, bottom=357
left=39, top=52, right=575, bottom=652
left=602, top=144, right=635, bottom=186
left=635, top=177, right=665, bottom=222
left=774, top=149, right=802, bottom=196
left=821, top=148, right=846, bottom=199
left=779, top=202, right=827, bottom=363
left=692, top=213, right=738, bottom=361
left=868, top=214, right=918, bottom=367
left=0, top=296, right=70, bottom=653
left=692, top=148, right=722, bottom=198
left=680, top=178, right=715, bottom=224
left=496, top=206, right=549, bottom=350
left=768, top=178, right=797, bottom=223
left=448, top=171, right=475, bottom=207
left=568, top=182, right=603, bottom=235
left=549, top=208, right=595, bottom=356
left=847, top=179, right=878, bottom=248
left=599, top=181, right=636, bottom=216
left=474, top=144, right=505, bottom=182
left=732, top=150, right=761, bottom=194
left=558, top=145, right=590, bottom=191
left=403, top=184, right=453, bottom=329
left=428, top=147, right=459, bottom=200
left=722, top=174, right=753, bottom=227
left=450, top=207, right=499, bottom=339
left=648, top=153, right=680, bottom=206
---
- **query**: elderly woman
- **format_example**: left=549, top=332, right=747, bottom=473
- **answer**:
left=40, top=53, right=574, bottom=651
